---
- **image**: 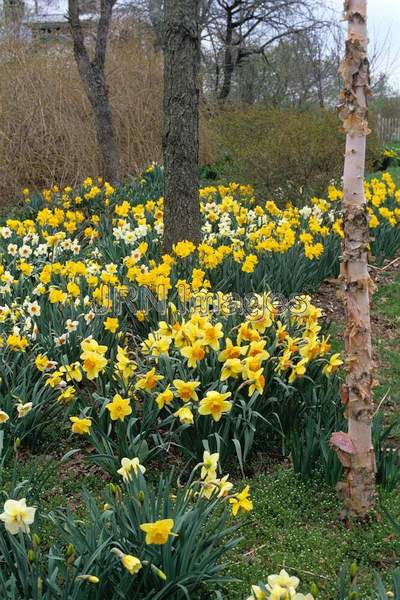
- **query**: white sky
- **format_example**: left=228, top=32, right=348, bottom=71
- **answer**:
left=329, top=0, right=400, bottom=91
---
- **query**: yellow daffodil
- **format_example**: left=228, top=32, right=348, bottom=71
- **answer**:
left=134, top=363, right=164, bottom=390
left=70, top=416, right=92, bottom=435
left=229, top=485, right=253, bottom=516
left=198, top=390, right=232, bottom=422
left=173, top=379, right=200, bottom=402
left=140, top=518, right=175, bottom=545
left=220, top=358, right=243, bottom=381
left=323, top=353, right=343, bottom=376
left=121, top=554, right=142, bottom=575
left=180, top=340, right=207, bottom=368
left=106, top=394, right=132, bottom=422
left=156, top=386, right=174, bottom=409
left=174, top=405, right=194, bottom=425
left=104, top=317, right=119, bottom=333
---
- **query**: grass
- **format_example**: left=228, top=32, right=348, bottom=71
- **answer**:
left=225, top=469, right=400, bottom=599
left=372, top=271, right=400, bottom=432
left=322, top=268, right=400, bottom=422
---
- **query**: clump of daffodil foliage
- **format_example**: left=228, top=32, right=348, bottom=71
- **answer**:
left=0, top=451, right=247, bottom=598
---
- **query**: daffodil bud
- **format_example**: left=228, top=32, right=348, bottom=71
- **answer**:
left=65, top=543, right=75, bottom=558
left=138, top=490, right=145, bottom=504
left=349, top=592, right=358, bottom=600
left=310, top=582, right=319, bottom=597
left=27, top=549, right=35, bottom=562
left=76, top=574, right=100, bottom=584
left=14, top=437, right=21, bottom=449
left=150, top=564, right=167, bottom=581
left=32, top=534, right=40, bottom=547
left=349, top=562, right=358, bottom=580
left=37, top=577, right=43, bottom=593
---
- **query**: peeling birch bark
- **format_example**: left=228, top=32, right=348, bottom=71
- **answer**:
left=330, top=0, right=376, bottom=517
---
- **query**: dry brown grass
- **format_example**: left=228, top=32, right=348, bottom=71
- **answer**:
left=0, top=27, right=164, bottom=204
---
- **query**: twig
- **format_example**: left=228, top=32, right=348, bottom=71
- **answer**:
left=369, top=256, right=400, bottom=272
left=373, top=387, right=391, bottom=417
left=242, top=543, right=268, bottom=559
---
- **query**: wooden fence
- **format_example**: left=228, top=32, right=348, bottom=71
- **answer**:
left=376, top=114, right=400, bottom=143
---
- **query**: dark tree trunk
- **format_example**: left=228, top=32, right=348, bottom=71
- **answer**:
left=82, top=65, right=120, bottom=186
left=162, top=0, right=201, bottom=252
left=217, top=9, right=235, bottom=104
left=68, top=0, right=120, bottom=185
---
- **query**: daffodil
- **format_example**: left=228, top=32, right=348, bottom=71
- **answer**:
left=106, top=394, right=132, bottom=422
left=218, top=338, right=248, bottom=361
left=156, top=386, right=174, bottom=409
left=180, top=340, right=207, bottom=368
left=198, top=390, right=232, bottom=422
left=217, top=474, right=233, bottom=498
left=57, top=386, right=76, bottom=404
left=200, top=477, right=220, bottom=499
left=117, top=457, right=145, bottom=481
left=140, top=518, right=175, bottom=545
left=170, top=377, right=200, bottom=400
left=115, top=345, right=137, bottom=382
left=323, top=353, right=343, bottom=376
left=203, top=322, right=224, bottom=351
left=288, top=358, right=308, bottom=384
left=70, top=416, right=92, bottom=435
left=16, top=402, right=33, bottom=418
left=0, top=410, right=10, bottom=424
left=80, top=350, right=108, bottom=380
left=35, top=353, right=51, bottom=372
left=104, top=316, right=119, bottom=333
left=61, top=362, right=82, bottom=382
left=267, top=569, right=300, bottom=591
left=201, top=451, right=219, bottom=480
left=174, top=405, right=194, bottom=425
left=135, top=368, right=164, bottom=392
left=80, top=337, right=107, bottom=355
left=121, top=554, right=142, bottom=575
left=246, top=585, right=267, bottom=600
left=220, top=358, right=242, bottom=381
left=229, top=485, right=253, bottom=516
left=0, top=498, right=36, bottom=535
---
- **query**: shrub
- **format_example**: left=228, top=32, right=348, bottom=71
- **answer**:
left=0, top=31, right=163, bottom=205
left=209, top=106, right=380, bottom=199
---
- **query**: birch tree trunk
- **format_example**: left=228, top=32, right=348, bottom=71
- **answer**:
left=162, top=0, right=201, bottom=252
left=330, top=0, right=376, bottom=517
